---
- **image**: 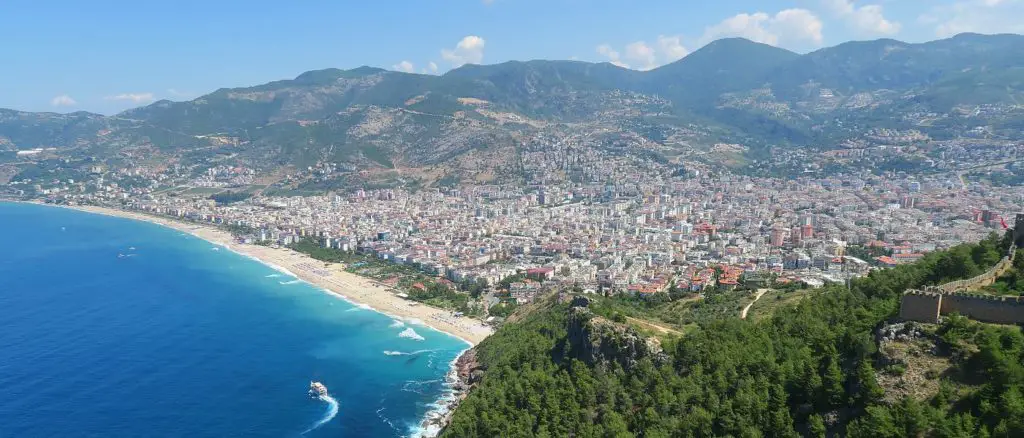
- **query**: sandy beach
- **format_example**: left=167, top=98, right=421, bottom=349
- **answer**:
left=55, top=203, right=494, bottom=346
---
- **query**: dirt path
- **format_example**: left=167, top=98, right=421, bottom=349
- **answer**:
left=626, top=316, right=684, bottom=336
left=741, top=289, right=770, bottom=320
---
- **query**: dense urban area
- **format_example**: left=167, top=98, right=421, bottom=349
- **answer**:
left=5, top=134, right=1023, bottom=316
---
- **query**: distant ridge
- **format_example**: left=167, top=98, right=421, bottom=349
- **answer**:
left=3, top=33, right=1024, bottom=173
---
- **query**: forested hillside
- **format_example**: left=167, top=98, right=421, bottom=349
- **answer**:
left=443, top=234, right=1024, bottom=437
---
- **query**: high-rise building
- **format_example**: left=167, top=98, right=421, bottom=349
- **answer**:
left=982, top=209, right=996, bottom=225
left=900, top=196, right=916, bottom=209
left=771, top=228, right=787, bottom=247
left=802, top=224, right=814, bottom=239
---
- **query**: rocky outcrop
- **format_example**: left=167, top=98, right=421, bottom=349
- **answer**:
left=566, top=297, right=670, bottom=369
left=423, top=348, right=484, bottom=437
left=874, top=321, right=951, bottom=404
left=453, top=348, right=484, bottom=389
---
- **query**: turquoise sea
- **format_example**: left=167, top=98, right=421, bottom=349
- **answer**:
left=0, top=202, right=467, bottom=437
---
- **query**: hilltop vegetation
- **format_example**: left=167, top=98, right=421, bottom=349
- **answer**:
left=442, top=234, right=1024, bottom=437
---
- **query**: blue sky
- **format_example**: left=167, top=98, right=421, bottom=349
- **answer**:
left=2, top=0, right=1022, bottom=115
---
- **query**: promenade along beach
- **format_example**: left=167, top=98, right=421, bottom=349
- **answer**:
left=67, top=204, right=494, bottom=345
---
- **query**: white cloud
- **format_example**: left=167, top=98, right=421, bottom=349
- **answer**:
left=702, top=13, right=778, bottom=45
left=699, top=8, right=824, bottom=48
left=596, top=44, right=630, bottom=68
left=392, top=60, right=415, bottom=73
left=596, top=36, right=687, bottom=70
left=921, top=0, right=1024, bottom=37
left=596, top=8, right=819, bottom=71
left=624, top=41, right=657, bottom=70
left=773, top=9, right=826, bottom=46
left=105, top=93, right=155, bottom=103
left=441, top=36, right=486, bottom=67
left=825, top=0, right=901, bottom=36
left=421, top=61, right=439, bottom=75
left=50, top=94, right=76, bottom=107
left=657, top=35, right=689, bottom=62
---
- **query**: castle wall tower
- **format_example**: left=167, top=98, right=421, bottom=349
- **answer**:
left=1015, top=213, right=1024, bottom=247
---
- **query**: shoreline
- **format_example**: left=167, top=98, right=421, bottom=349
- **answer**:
left=31, top=201, right=493, bottom=346
left=4, top=199, right=484, bottom=437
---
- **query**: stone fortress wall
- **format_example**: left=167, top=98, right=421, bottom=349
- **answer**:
left=901, top=290, right=1024, bottom=325
left=935, top=256, right=1014, bottom=293
left=939, top=293, right=1024, bottom=325
left=899, top=216, right=1023, bottom=324
left=899, top=291, right=941, bottom=323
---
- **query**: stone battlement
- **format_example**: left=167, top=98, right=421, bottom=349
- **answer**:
left=901, top=289, right=1024, bottom=325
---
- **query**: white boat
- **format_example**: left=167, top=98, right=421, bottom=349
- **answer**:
left=309, top=381, right=328, bottom=398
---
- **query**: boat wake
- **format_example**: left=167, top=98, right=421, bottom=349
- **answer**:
left=301, top=395, right=339, bottom=435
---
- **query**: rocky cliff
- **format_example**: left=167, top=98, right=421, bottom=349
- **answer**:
left=566, top=296, right=670, bottom=369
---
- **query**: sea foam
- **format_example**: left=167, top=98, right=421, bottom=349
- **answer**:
left=398, top=328, right=425, bottom=341
left=345, top=303, right=372, bottom=312
left=410, top=349, right=468, bottom=438
left=383, top=349, right=435, bottom=356
left=301, top=395, right=339, bottom=435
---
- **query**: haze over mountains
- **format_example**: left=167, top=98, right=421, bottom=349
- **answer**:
left=3, top=33, right=1023, bottom=177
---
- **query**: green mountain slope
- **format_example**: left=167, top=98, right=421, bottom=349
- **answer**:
left=443, top=234, right=1024, bottom=437
left=0, top=109, right=111, bottom=150
left=644, top=37, right=800, bottom=106
left=3, top=33, right=1024, bottom=170
left=767, top=33, right=1024, bottom=103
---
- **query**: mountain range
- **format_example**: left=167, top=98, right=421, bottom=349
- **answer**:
left=3, top=33, right=1024, bottom=180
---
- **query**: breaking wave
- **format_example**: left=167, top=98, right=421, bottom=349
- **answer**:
left=264, top=274, right=281, bottom=278
left=398, top=328, right=425, bottom=341
left=389, top=319, right=405, bottom=328
left=279, top=279, right=302, bottom=285
left=409, top=351, right=467, bottom=438
left=382, top=349, right=436, bottom=356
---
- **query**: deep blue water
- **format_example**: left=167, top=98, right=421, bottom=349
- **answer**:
left=0, top=202, right=466, bottom=437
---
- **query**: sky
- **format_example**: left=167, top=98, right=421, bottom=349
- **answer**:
left=1, top=0, right=1022, bottom=115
